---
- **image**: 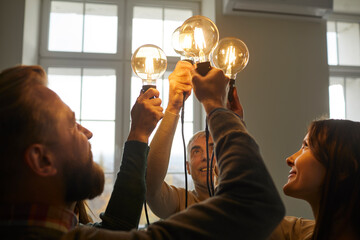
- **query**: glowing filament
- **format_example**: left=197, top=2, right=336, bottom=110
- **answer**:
left=194, top=27, right=206, bottom=50
left=145, top=57, right=154, bottom=80
left=225, top=46, right=236, bottom=74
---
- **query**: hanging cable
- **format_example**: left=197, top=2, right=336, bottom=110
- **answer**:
left=181, top=92, right=188, bottom=209
left=205, top=122, right=213, bottom=197
left=210, top=150, right=215, bottom=195
left=144, top=200, right=150, bottom=227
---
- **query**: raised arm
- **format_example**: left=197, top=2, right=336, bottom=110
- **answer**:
left=64, top=68, right=285, bottom=240
left=92, top=89, right=164, bottom=230
left=146, top=61, right=193, bottom=218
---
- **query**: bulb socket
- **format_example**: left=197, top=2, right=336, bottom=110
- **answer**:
left=196, top=61, right=211, bottom=76
left=228, top=79, right=235, bottom=102
left=142, top=84, right=156, bottom=93
left=182, top=59, right=194, bottom=65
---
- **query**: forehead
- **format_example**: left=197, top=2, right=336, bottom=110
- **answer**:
left=303, top=133, right=309, bottom=141
left=190, top=135, right=213, bottom=147
left=36, top=85, right=73, bottom=120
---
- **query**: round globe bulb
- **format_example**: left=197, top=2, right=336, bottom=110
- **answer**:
left=131, top=44, right=167, bottom=91
left=211, top=37, right=249, bottom=80
left=179, top=15, right=219, bottom=63
left=172, top=26, right=185, bottom=57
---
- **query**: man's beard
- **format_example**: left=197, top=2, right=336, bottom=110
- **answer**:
left=63, top=150, right=105, bottom=202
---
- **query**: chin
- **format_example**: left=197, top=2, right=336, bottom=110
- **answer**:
left=64, top=160, right=105, bottom=202
left=283, top=183, right=293, bottom=197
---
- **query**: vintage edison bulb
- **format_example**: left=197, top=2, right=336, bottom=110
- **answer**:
left=179, top=15, right=219, bottom=63
left=172, top=26, right=193, bottom=63
left=211, top=37, right=249, bottom=80
left=131, top=44, right=167, bottom=91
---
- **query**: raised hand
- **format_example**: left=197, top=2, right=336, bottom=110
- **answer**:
left=128, top=88, right=164, bottom=143
left=167, top=61, right=194, bottom=114
left=191, top=68, right=229, bottom=115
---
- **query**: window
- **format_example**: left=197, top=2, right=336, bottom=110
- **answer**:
left=326, top=17, right=360, bottom=121
left=48, top=2, right=118, bottom=53
left=40, top=0, right=201, bottom=224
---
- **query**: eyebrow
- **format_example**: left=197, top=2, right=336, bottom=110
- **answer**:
left=190, top=146, right=201, bottom=152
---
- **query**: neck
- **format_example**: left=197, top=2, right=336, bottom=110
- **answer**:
left=308, top=198, right=320, bottom=220
left=194, top=183, right=211, bottom=201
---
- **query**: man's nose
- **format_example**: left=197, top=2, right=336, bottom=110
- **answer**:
left=79, top=124, right=93, bottom=139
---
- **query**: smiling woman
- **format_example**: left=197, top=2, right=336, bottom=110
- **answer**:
left=270, top=119, right=360, bottom=240
left=283, top=133, right=326, bottom=205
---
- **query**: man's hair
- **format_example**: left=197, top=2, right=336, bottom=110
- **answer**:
left=308, top=119, right=360, bottom=240
left=0, top=65, right=55, bottom=182
left=187, top=131, right=206, bottom=159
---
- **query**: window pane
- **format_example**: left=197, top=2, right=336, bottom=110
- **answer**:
left=47, top=67, right=81, bottom=118
left=326, top=21, right=338, bottom=65
left=87, top=173, right=114, bottom=221
left=329, top=77, right=345, bottom=119
left=82, top=121, right=115, bottom=172
left=84, top=3, right=118, bottom=53
left=345, top=77, right=360, bottom=121
left=49, top=1, right=83, bottom=52
left=168, top=122, right=193, bottom=173
left=81, top=69, right=116, bottom=120
left=132, top=7, right=163, bottom=52
left=337, top=22, right=360, bottom=66
left=163, top=8, right=193, bottom=57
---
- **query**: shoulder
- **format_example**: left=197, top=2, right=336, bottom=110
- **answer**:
left=268, top=216, right=315, bottom=240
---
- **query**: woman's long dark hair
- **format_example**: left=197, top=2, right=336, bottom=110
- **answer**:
left=308, top=119, right=360, bottom=240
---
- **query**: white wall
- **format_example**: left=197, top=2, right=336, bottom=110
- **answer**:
left=0, top=0, right=26, bottom=70
left=0, top=0, right=40, bottom=71
left=215, top=0, right=329, bottom=218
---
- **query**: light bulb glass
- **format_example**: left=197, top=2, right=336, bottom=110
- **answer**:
left=211, top=37, right=249, bottom=79
left=172, top=26, right=185, bottom=57
left=179, top=15, right=219, bottom=63
left=131, top=44, right=167, bottom=88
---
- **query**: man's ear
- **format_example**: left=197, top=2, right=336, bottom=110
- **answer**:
left=24, top=144, right=57, bottom=177
left=186, top=161, right=191, bottom=175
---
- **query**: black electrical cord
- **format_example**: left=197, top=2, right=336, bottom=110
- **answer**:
left=205, top=122, right=213, bottom=197
left=210, top=150, right=215, bottom=195
left=181, top=92, right=188, bottom=209
left=144, top=200, right=150, bottom=227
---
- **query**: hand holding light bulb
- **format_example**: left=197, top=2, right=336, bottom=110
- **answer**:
left=128, top=87, right=164, bottom=143
left=167, top=61, right=194, bottom=114
left=192, top=67, right=229, bottom=115
left=131, top=44, right=167, bottom=93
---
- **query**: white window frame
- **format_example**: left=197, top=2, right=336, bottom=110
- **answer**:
left=40, top=0, right=125, bottom=60
left=39, top=0, right=204, bottom=178
left=326, top=13, right=360, bottom=119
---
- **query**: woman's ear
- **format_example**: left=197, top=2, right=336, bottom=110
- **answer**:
left=24, top=144, right=57, bottom=177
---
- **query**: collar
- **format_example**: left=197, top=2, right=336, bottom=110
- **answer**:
left=0, top=203, right=78, bottom=233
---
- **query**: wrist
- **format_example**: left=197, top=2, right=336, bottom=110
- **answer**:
left=127, top=129, right=149, bottom=143
left=166, top=104, right=181, bottom=115
left=201, top=99, right=225, bottom=115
